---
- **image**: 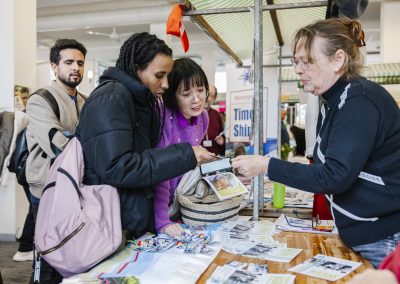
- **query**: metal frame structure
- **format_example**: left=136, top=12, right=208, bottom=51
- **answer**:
left=184, top=1, right=327, bottom=66
left=183, top=0, right=328, bottom=220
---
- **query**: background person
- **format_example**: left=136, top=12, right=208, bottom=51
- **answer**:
left=231, top=17, right=400, bottom=268
left=76, top=33, right=215, bottom=241
left=280, top=107, right=290, bottom=146
left=154, top=57, right=209, bottom=237
left=26, top=38, right=87, bottom=283
left=13, top=86, right=34, bottom=262
left=19, top=87, right=30, bottom=110
left=202, top=85, right=225, bottom=156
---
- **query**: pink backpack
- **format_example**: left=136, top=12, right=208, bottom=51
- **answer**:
left=35, top=137, right=122, bottom=278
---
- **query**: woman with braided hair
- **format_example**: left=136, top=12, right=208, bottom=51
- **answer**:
left=76, top=32, right=215, bottom=239
left=232, top=18, right=400, bottom=267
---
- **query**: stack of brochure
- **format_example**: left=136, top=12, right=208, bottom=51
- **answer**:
left=289, top=254, right=361, bottom=281
left=207, top=261, right=295, bottom=284
left=284, top=187, right=314, bottom=208
left=216, top=220, right=302, bottom=263
left=263, top=182, right=314, bottom=208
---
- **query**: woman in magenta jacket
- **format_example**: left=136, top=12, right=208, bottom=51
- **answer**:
left=154, top=57, right=209, bottom=236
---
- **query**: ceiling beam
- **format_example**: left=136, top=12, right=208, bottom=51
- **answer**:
left=266, top=0, right=284, bottom=46
left=184, top=1, right=242, bottom=66
left=184, top=1, right=328, bottom=16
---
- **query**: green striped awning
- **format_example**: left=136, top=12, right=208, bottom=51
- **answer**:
left=280, top=63, right=400, bottom=84
left=187, top=0, right=327, bottom=65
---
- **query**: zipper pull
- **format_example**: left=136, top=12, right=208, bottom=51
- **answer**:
left=33, top=251, right=41, bottom=283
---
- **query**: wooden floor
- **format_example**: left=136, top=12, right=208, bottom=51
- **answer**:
left=197, top=231, right=373, bottom=284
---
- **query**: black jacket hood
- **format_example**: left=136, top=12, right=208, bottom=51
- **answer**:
left=100, top=67, right=152, bottom=106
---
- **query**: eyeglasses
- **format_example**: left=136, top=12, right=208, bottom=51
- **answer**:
left=284, top=215, right=313, bottom=230
left=311, top=215, right=335, bottom=232
left=290, top=57, right=312, bottom=71
left=284, top=215, right=335, bottom=232
left=178, top=90, right=209, bottom=102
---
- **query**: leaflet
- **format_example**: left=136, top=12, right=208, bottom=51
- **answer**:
left=222, top=240, right=302, bottom=263
left=219, top=219, right=277, bottom=243
left=288, top=254, right=362, bottom=281
left=284, top=187, right=314, bottom=208
left=202, top=172, right=248, bottom=200
left=206, top=261, right=295, bottom=284
left=240, top=243, right=302, bottom=263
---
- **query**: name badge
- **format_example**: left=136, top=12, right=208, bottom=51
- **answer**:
left=203, top=140, right=212, bottom=147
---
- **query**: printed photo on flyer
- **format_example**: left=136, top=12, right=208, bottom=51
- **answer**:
left=202, top=172, right=248, bottom=200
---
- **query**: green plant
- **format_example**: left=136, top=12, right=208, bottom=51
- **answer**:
left=281, top=143, right=293, bottom=161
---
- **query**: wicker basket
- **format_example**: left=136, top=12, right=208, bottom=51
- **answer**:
left=177, top=194, right=244, bottom=226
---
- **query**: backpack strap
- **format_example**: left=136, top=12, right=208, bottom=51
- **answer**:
left=30, top=89, right=64, bottom=158
left=31, top=88, right=60, bottom=121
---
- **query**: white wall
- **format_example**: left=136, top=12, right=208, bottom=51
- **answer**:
left=381, top=1, right=400, bottom=63
left=0, top=0, right=36, bottom=240
left=36, top=62, right=52, bottom=89
left=79, top=59, right=96, bottom=95
left=201, top=50, right=216, bottom=86
left=14, top=2, right=37, bottom=89
left=0, top=0, right=14, bottom=112
left=0, top=0, right=17, bottom=241
left=380, top=1, right=400, bottom=104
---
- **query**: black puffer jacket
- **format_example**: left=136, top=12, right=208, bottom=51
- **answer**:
left=76, top=67, right=197, bottom=237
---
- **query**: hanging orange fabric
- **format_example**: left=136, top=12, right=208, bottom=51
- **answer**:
left=166, top=4, right=189, bottom=52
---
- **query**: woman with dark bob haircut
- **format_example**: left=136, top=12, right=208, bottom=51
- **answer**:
left=154, top=57, right=210, bottom=237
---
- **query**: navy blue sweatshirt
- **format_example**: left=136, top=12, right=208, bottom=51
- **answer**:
left=269, top=77, right=400, bottom=247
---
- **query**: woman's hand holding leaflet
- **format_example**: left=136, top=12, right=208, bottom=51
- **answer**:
left=192, top=145, right=218, bottom=165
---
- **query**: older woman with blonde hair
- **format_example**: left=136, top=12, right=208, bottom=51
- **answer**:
left=232, top=17, right=400, bottom=267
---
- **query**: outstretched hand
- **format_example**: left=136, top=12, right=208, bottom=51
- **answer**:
left=346, top=269, right=397, bottom=284
left=231, top=155, right=270, bottom=178
left=192, top=145, right=218, bottom=165
left=160, top=223, right=184, bottom=237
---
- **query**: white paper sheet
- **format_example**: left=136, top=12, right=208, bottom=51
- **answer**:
left=289, top=254, right=362, bottom=281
